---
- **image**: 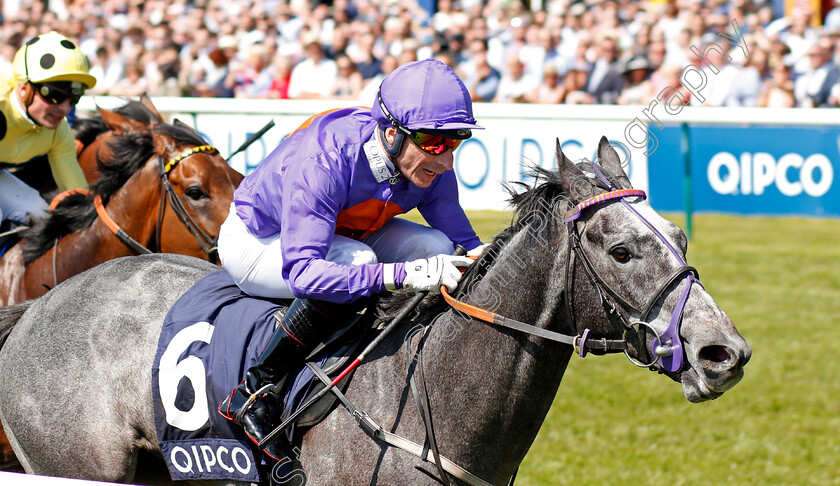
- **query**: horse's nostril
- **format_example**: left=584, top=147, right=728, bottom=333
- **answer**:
left=699, top=345, right=732, bottom=364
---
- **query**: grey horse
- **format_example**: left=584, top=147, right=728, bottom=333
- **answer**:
left=0, top=138, right=750, bottom=485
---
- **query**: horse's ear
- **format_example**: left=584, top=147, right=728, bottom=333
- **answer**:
left=596, top=136, right=632, bottom=189
left=151, top=129, right=172, bottom=157
left=139, top=93, right=164, bottom=124
left=556, top=138, right=589, bottom=203
left=98, top=106, right=140, bottom=135
left=172, top=118, right=199, bottom=134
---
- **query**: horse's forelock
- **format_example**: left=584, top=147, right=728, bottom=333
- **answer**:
left=153, top=121, right=208, bottom=148
left=506, top=166, right=576, bottom=230
left=91, top=112, right=207, bottom=201
left=91, top=129, right=155, bottom=202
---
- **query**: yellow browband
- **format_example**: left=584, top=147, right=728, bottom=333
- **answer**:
left=163, top=145, right=219, bottom=174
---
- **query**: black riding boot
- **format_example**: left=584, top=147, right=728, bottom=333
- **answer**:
left=219, top=298, right=345, bottom=460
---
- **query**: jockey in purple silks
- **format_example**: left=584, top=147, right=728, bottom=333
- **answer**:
left=218, top=59, right=488, bottom=459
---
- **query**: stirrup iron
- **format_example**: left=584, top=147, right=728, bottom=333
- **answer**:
left=233, top=383, right=276, bottom=425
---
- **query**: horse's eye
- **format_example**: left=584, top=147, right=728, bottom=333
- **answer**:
left=184, top=187, right=207, bottom=201
left=610, top=246, right=631, bottom=263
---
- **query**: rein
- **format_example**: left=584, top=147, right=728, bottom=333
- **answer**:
left=47, top=144, right=221, bottom=280
left=93, top=195, right=154, bottom=255
left=385, top=180, right=698, bottom=484
left=267, top=170, right=701, bottom=485
left=48, top=188, right=151, bottom=288
left=441, top=287, right=626, bottom=357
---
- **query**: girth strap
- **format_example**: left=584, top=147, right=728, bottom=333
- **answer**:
left=305, top=363, right=501, bottom=486
left=407, top=323, right=452, bottom=485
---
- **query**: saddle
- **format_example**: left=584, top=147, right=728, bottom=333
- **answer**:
left=151, top=269, right=381, bottom=482
left=274, top=300, right=380, bottom=431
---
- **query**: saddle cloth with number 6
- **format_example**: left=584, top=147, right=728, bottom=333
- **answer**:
left=151, top=269, right=286, bottom=482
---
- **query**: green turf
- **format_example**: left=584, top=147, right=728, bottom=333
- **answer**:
left=402, top=210, right=840, bottom=486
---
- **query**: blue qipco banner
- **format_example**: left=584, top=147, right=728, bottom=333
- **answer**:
left=648, top=124, right=840, bottom=217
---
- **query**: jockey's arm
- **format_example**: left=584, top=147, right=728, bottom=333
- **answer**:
left=47, top=121, right=88, bottom=191
left=279, top=161, right=392, bottom=304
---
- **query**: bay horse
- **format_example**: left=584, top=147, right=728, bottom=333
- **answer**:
left=74, top=95, right=165, bottom=184
left=0, top=101, right=243, bottom=307
left=0, top=138, right=750, bottom=485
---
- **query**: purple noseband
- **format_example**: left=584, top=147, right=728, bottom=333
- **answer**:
left=567, top=163, right=700, bottom=373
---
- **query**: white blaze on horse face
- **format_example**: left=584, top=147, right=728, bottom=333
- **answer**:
left=632, top=200, right=749, bottom=402
left=624, top=201, right=694, bottom=329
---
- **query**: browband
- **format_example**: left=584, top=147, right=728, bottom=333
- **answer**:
left=563, top=189, right=646, bottom=222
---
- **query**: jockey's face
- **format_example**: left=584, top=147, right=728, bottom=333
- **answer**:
left=19, top=83, right=73, bottom=129
left=385, top=127, right=455, bottom=188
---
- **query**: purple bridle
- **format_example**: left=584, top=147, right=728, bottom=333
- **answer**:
left=562, top=164, right=701, bottom=373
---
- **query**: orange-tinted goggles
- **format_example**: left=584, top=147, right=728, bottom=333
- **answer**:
left=409, top=131, right=463, bottom=155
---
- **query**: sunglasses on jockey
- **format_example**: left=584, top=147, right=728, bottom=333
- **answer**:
left=409, top=131, right=464, bottom=155
left=32, top=81, right=85, bottom=106
left=376, top=90, right=470, bottom=156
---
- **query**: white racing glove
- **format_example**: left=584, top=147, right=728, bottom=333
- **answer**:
left=467, top=243, right=488, bottom=258
left=403, top=254, right=475, bottom=293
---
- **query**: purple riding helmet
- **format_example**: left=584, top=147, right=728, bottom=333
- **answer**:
left=371, top=58, right=484, bottom=157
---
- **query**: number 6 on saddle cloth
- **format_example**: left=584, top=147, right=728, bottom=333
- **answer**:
left=151, top=269, right=374, bottom=482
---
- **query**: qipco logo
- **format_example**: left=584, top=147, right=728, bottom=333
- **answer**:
left=707, top=152, right=834, bottom=197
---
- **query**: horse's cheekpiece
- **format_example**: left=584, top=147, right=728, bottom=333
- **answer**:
left=152, top=269, right=366, bottom=482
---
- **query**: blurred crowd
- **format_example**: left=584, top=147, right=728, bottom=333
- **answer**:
left=3, top=0, right=840, bottom=108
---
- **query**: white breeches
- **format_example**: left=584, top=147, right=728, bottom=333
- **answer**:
left=217, top=203, right=454, bottom=298
left=0, top=169, right=50, bottom=224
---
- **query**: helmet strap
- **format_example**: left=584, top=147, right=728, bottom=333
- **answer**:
left=377, top=126, right=405, bottom=183
left=379, top=125, right=405, bottom=159
left=377, top=88, right=412, bottom=161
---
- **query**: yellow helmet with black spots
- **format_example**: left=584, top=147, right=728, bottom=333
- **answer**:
left=12, top=31, right=97, bottom=89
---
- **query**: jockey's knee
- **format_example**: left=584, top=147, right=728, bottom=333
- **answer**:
left=348, top=248, right=378, bottom=265
left=326, top=237, right=377, bottom=266
left=398, top=228, right=454, bottom=260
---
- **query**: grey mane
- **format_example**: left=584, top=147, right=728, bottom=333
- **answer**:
left=376, top=159, right=619, bottom=325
